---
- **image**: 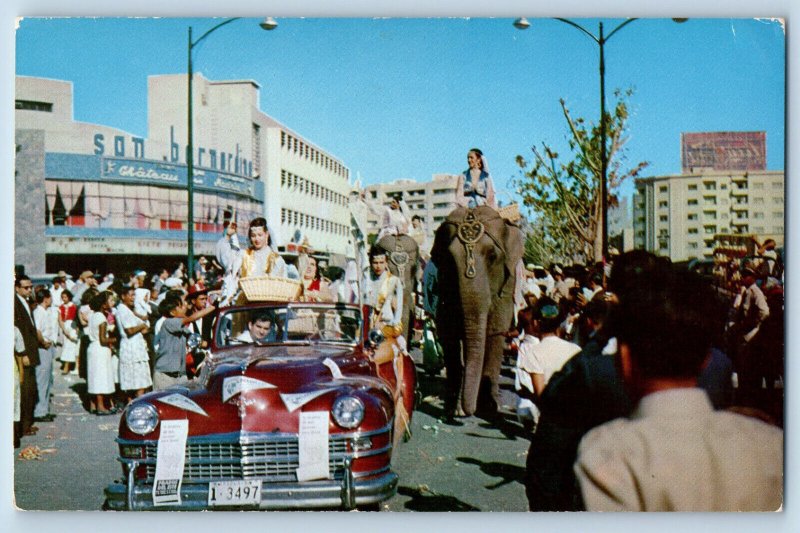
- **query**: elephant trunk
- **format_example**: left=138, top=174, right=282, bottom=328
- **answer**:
left=460, top=311, right=488, bottom=416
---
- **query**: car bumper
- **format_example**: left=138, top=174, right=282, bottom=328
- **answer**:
left=104, top=458, right=398, bottom=511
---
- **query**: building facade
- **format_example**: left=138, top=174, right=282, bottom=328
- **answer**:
left=15, top=75, right=352, bottom=274
left=363, top=174, right=459, bottom=242
left=633, top=170, right=784, bottom=262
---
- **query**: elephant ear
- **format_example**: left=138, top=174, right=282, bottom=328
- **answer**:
left=431, top=221, right=455, bottom=268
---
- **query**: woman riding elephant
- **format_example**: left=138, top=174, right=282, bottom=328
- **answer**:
left=431, top=205, right=523, bottom=418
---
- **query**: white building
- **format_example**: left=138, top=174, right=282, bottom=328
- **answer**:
left=633, top=170, right=785, bottom=262
left=15, top=74, right=352, bottom=274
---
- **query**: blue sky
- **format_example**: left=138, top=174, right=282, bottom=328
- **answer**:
left=15, top=17, right=785, bottom=206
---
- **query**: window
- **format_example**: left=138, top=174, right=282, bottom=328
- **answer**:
left=703, top=196, right=717, bottom=205
left=281, top=170, right=287, bottom=187
left=688, top=228, right=699, bottom=235
left=753, top=226, right=765, bottom=234
left=688, top=242, right=698, bottom=250
left=753, top=182, right=765, bottom=190
left=772, top=182, right=784, bottom=190
left=773, top=197, right=784, bottom=204
left=659, top=201, right=668, bottom=208
left=687, top=199, right=698, bottom=206
left=753, top=212, right=765, bottom=219
left=688, top=184, right=698, bottom=191
left=281, top=131, right=286, bottom=148
left=773, top=211, right=783, bottom=219
left=775, top=225, right=784, bottom=233
left=704, top=225, right=717, bottom=235
left=703, top=211, right=717, bottom=220
left=659, top=215, right=668, bottom=222
left=252, top=123, right=261, bottom=176
left=703, top=181, right=716, bottom=191
left=15, top=99, right=53, bottom=112
left=753, top=197, right=764, bottom=205
left=659, top=186, right=668, bottom=193
left=688, top=214, right=698, bottom=221
left=720, top=184, right=727, bottom=190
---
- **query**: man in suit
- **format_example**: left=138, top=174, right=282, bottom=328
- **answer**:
left=14, top=275, right=40, bottom=438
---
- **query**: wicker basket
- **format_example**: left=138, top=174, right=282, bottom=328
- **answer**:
left=239, top=276, right=302, bottom=302
left=498, top=202, right=521, bottom=222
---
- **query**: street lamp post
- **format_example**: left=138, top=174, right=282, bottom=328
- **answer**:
left=186, top=17, right=278, bottom=275
left=515, top=18, right=684, bottom=262
left=514, top=17, right=638, bottom=262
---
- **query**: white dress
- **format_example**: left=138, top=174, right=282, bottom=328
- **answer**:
left=59, top=303, right=79, bottom=363
left=116, top=304, right=153, bottom=391
left=87, top=311, right=115, bottom=395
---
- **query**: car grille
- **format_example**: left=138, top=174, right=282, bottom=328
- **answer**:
left=143, top=435, right=354, bottom=483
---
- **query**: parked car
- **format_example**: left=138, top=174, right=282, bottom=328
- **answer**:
left=104, top=301, right=416, bottom=511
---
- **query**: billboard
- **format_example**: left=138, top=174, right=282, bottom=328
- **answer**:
left=681, top=131, right=766, bottom=172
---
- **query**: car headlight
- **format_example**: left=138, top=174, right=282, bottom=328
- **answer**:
left=331, top=396, right=365, bottom=429
left=125, top=403, right=159, bottom=435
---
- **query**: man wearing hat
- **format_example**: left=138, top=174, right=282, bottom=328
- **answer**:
left=731, top=266, right=770, bottom=407
left=71, top=270, right=98, bottom=305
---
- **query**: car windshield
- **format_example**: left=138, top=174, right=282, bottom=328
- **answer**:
left=215, top=303, right=362, bottom=347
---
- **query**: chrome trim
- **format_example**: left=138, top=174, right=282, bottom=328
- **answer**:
left=342, top=457, right=355, bottom=509
left=104, top=470, right=399, bottom=511
left=116, top=420, right=394, bottom=447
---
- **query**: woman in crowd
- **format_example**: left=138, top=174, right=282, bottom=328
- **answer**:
left=77, top=287, right=99, bottom=380
left=57, top=290, right=79, bottom=375
left=455, top=148, right=497, bottom=209
left=86, top=290, right=117, bottom=414
left=116, top=285, right=153, bottom=402
left=302, top=255, right=333, bottom=302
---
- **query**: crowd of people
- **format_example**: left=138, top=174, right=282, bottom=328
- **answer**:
left=503, top=250, right=784, bottom=511
left=12, top=147, right=784, bottom=511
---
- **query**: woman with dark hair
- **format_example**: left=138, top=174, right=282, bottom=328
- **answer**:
left=57, top=290, right=79, bottom=375
left=455, top=148, right=497, bottom=209
left=86, top=290, right=117, bottom=414
left=301, top=255, right=333, bottom=302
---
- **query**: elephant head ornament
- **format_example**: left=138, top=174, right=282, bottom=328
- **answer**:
left=431, top=206, right=523, bottom=417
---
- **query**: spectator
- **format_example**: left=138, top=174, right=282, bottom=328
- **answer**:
left=71, top=270, right=98, bottom=305
left=50, top=275, right=65, bottom=305
left=152, top=268, right=170, bottom=294
left=32, top=287, right=59, bottom=422
left=57, top=290, right=79, bottom=375
left=729, top=267, right=770, bottom=407
left=86, top=290, right=117, bottom=415
left=116, top=285, right=152, bottom=402
left=153, top=294, right=215, bottom=390
left=14, top=275, right=40, bottom=438
left=574, top=268, right=783, bottom=511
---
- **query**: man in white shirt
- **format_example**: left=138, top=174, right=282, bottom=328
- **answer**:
left=574, top=267, right=782, bottom=511
left=32, top=287, right=59, bottom=422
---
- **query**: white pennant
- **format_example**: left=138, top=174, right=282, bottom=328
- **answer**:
left=280, top=388, right=338, bottom=413
left=156, top=394, right=209, bottom=417
left=222, top=376, right=277, bottom=403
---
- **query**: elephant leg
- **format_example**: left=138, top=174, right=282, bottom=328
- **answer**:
left=476, top=333, right=505, bottom=417
left=436, top=318, right=464, bottom=417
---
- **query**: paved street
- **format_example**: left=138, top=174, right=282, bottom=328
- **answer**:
left=13, top=352, right=531, bottom=512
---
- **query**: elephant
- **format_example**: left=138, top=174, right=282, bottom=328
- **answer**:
left=374, top=234, right=420, bottom=341
left=431, top=206, right=523, bottom=417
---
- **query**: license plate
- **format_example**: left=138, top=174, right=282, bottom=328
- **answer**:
left=208, top=480, right=262, bottom=507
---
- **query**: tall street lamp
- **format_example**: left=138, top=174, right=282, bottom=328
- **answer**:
left=513, top=17, right=685, bottom=262
left=186, top=17, right=278, bottom=274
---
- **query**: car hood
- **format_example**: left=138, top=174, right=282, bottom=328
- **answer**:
left=120, top=345, right=394, bottom=439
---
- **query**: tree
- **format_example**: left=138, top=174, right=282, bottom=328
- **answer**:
left=513, top=89, right=648, bottom=263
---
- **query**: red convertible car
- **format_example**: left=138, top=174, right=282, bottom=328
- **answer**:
left=104, top=301, right=416, bottom=511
